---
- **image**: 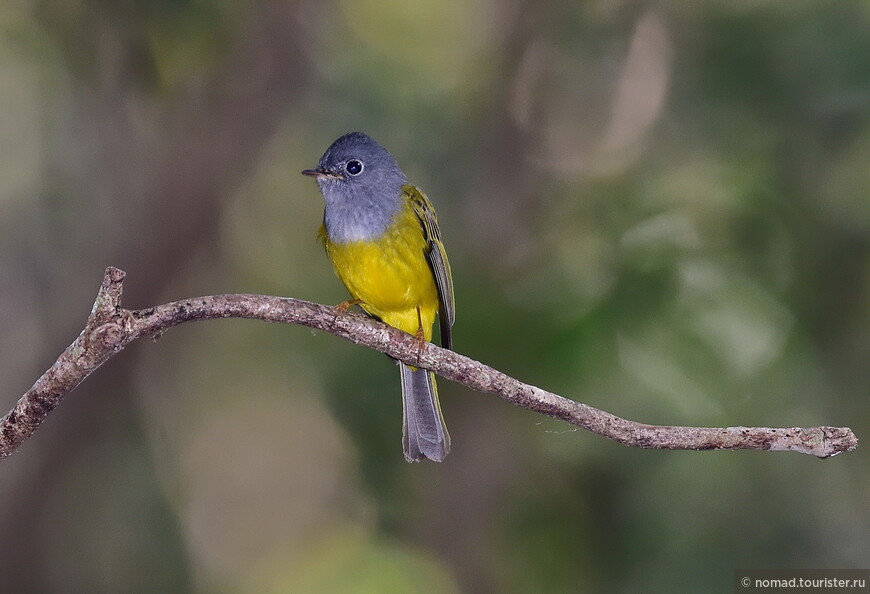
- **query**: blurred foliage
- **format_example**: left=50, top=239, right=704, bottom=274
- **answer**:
left=0, top=1, right=868, bottom=592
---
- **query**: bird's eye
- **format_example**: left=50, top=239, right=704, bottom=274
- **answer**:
left=345, top=160, right=363, bottom=176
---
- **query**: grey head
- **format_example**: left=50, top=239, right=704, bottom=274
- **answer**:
left=302, top=132, right=408, bottom=244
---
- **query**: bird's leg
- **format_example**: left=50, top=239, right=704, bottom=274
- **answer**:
left=334, top=298, right=363, bottom=314
left=414, top=306, right=426, bottom=365
left=332, top=298, right=363, bottom=327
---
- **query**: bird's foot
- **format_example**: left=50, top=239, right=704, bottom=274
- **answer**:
left=413, top=321, right=426, bottom=366
left=332, top=299, right=362, bottom=327
left=334, top=298, right=362, bottom=314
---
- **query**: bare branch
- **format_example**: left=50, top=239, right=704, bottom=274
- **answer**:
left=0, top=267, right=858, bottom=460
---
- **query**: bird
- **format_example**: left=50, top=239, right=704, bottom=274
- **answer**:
left=302, top=132, right=455, bottom=462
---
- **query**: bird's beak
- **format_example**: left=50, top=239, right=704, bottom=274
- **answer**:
left=301, top=167, right=344, bottom=180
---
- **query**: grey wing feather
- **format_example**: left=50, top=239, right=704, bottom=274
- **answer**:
left=405, top=185, right=455, bottom=350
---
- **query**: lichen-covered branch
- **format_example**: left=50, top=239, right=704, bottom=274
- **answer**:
left=0, top=267, right=858, bottom=460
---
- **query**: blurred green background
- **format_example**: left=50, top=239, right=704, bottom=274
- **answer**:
left=1, top=1, right=868, bottom=592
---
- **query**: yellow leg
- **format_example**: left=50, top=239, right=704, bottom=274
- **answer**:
left=414, top=306, right=426, bottom=364
left=332, top=298, right=363, bottom=327
left=335, top=298, right=363, bottom=314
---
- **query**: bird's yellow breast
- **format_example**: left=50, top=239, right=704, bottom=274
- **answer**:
left=321, top=203, right=439, bottom=339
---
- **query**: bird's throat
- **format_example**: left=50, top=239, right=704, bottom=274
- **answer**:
left=323, top=189, right=400, bottom=244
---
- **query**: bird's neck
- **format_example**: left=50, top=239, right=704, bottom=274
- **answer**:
left=322, top=186, right=401, bottom=244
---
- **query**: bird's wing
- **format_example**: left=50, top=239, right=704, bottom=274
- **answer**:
left=405, top=185, right=455, bottom=350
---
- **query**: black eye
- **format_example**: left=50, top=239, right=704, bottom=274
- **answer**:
left=346, top=160, right=363, bottom=175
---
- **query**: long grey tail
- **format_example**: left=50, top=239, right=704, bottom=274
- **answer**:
left=400, top=362, right=450, bottom=462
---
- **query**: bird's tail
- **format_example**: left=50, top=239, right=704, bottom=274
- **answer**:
left=400, top=362, right=450, bottom=462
